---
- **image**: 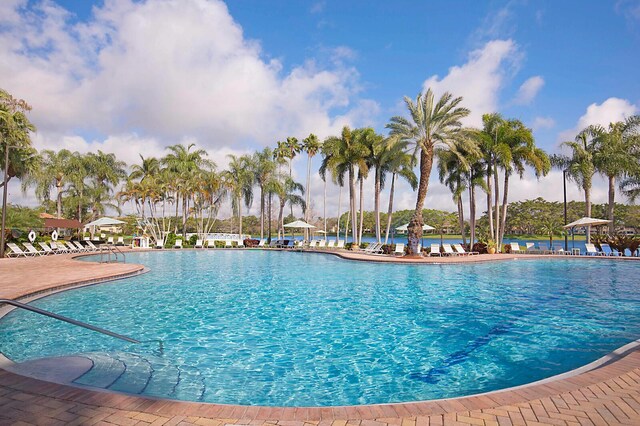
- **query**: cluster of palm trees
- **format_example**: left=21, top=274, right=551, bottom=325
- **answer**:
left=3, top=86, right=640, bottom=252
left=552, top=116, right=640, bottom=235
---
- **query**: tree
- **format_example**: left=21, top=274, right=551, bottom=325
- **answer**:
left=321, top=126, right=370, bottom=244
left=591, top=116, right=640, bottom=234
left=24, top=149, right=74, bottom=218
left=272, top=176, right=305, bottom=238
left=386, top=89, right=469, bottom=254
left=162, top=143, right=212, bottom=237
left=251, top=148, right=277, bottom=240
left=223, top=154, right=254, bottom=237
left=302, top=134, right=321, bottom=238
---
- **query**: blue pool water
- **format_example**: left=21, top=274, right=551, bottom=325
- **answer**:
left=0, top=251, right=639, bottom=406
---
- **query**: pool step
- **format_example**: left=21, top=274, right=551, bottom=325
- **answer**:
left=73, top=351, right=206, bottom=401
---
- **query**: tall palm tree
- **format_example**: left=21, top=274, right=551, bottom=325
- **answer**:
left=129, top=154, right=160, bottom=182
left=252, top=148, right=277, bottom=240
left=591, top=116, right=640, bottom=234
left=551, top=128, right=597, bottom=241
left=382, top=138, right=417, bottom=244
left=272, top=176, right=305, bottom=238
left=386, top=88, right=469, bottom=254
left=162, top=143, right=212, bottom=237
left=223, top=154, right=254, bottom=237
left=496, top=120, right=550, bottom=247
left=24, top=149, right=74, bottom=218
left=302, top=134, right=321, bottom=238
left=0, top=89, right=37, bottom=190
left=321, top=126, right=370, bottom=244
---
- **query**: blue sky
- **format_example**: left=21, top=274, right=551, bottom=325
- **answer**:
left=1, top=0, right=639, bottom=215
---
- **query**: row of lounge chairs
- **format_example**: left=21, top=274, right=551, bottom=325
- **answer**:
left=5, top=240, right=102, bottom=257
left=510, top=242, right=633, bottom=256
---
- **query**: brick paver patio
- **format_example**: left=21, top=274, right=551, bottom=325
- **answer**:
left=1, top=250, right=639, bottom=425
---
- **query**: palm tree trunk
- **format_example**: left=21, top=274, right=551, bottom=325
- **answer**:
left=384, top=173, right=396, bottom=244
left=457, top=196, right=466, bottom=246
left=487, top=163, right=494, bottom=239
left=182, top=194, right=188, bottom=238
left=260, top=186, right=264, bottom=240
left=336, top=185, right=342, bottom=242
left=323, top=178, right=327, bottom=240
left=469, top=182, right=476, bottom=250
left=408, top=147, right=434, bottom=255
left=358, top=177, right=364, bottom=245
left=349, top=166, right=357, bottom=244
left=499, top=172, right=510, bottom=248
left=305, top=154, right=312, bottom=240
left=56, top=180, right=63, bottom=219
left=584, top=179, right=592, bottom=243
left=374, top=167, right=381, bottom=242
left=278, top=197, right=285, bottom=239
left=238, top=197, right=243, bottom=238
left=608, top=175, right=615, bottom=234
left=267, top=192, right=272, bottom=243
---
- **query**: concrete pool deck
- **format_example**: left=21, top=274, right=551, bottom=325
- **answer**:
left=1, top=250, right=639, bottom=425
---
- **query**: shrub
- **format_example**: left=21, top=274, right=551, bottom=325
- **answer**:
left=189, top=234, right=198, bottom=246
left=165, top=232, right=177, bottom=248
left=381, top=244, right=392, bottom=254
left=244, top=238, right=259, bottom=247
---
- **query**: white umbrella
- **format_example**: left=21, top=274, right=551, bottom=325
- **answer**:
left=283, top=220, right=316, bottom=229
left=395, top=223, right=436, bottom=231
left=563, top=217, right=611, bottom=245
left=84, top=217, right=126, bottom=227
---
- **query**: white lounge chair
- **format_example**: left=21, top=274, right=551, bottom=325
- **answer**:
left=38, top=242, right=55, bottom=255
left=363, top=243, right=382, bottom=254
left=336, top=240, right=345, bottom=249
left=454, top=244, right=477, bottom=255
left=22, top=242, right=44, bottom=256
left=195, top=239, right=204, bottom=248
left=317, top=240, right=326, bottom=248
left=73, top=241, right=90, bottom=252
left=257, top=239, right=266, bottom=247
left=553, top=244, right=566, bottom=255
left=327, top=240, right=335, bottom=248
left=538, top=242, right=553, bottom=254
left=525, top=242, right=538, bottom=254
left=237, top=239, right=244, bottom=248
left=600, top=243, right=620, bottom=256
left=585, top=243, right=603, bottom=256
left=510, top=242, right=522, bottom=254
left=206, top=239, right=216, bottom=248
left=85, top=241, right=99, bottom=251
left=442, top=244, right=458, bottom=256
left=155, top=239, right=164, bottom=249
left=174, top=239, right=183, bottom=249
left=116, top=236, right=125, bottom=246
left=429, top=244, right=441, bottom=257
left=225, top=240, right=233, bottom=248
left=51, top=242, right=69, bottom=253
left=107, top=236, right=114, bottom=245
left=64, top=241, right=81, bottom=252
left=394, top=243, right=405, bottom=256
left=6, top=243, right=31, bottom=257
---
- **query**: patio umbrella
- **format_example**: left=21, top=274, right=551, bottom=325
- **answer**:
left=84, top=217, right=126, bottom=227
left=395, top=223, right=436, bottom=231
left=563, top=217, right=611, bottom=245
left=283, top=220, right=316, bottom=241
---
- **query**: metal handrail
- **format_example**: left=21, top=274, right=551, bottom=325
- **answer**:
left=98, top=244, right=126, bottom=264
left=0, top=299, right=139, bottom=343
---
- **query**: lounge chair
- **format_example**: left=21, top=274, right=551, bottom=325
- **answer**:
left=23, top=242, right=45, bottom=256
left=429, top=244, right=441, bottom=256
left=363, top=243, right=382, bottom=254
left=453, top=244, right=477, bottom=255
left=73, top=241, right=90, bottom=252
left=116, top=236, right=125, bottom=246
left=38, top=242, right=55, bottom=255
left=85, top=241, right=99, bottom=251
left=64, top=241, right=81, bottom=252
left=394, top=243, right=405, bottom=256
left=284, top=240, right=295, bottom=249
left=107, top=236, right=114, bottom=245
left=317, top=240, right=326, bottom=248
left=6, top=243, right=31, bottom=257
left=442, top=243, right=458, bottom=256
left=525, top=242, right=538, bottom=254
left=268, top=240, right=278, bottom=248
left=552, top=244, right=566, bottom=255
left=585, top=243, right=603, bottom=256
left=336, top=240, right=345, bottom=249
left=225, top=240, right=233, bottom=248
left=206, top=239, right=216, bottom=248
left=510, top=242, right=522, bottom=254
left=309, top=240, right=318, bottom=248
left=51, top=242, right=69, bottom=253
left=174, top=239, right=183, bottom=249
left=237, top=239, right=244, bottom=248
left=327, top=240, right=335, bottom=249
left=538, top=243, right=552, bottom=254
left=600, top=243, right=620, bottom=256
left=257, top=239, right=266, bottom=247
left=155, top=239, right=164, bottom=249
left=195, top=239, right=204, bottom=248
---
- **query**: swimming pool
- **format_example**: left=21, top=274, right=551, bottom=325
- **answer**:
left=0, top=251, right=638, bottom=407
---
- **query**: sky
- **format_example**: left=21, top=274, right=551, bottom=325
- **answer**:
left=1, top=0, right=639, bottom=220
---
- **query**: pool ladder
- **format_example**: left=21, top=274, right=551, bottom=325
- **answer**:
left=98, top=245, right=126, bottom=264
left=0, top=299, right=139, bottom=343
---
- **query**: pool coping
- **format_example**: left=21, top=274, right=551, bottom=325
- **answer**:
left=0, top=250, right=639, bottom=422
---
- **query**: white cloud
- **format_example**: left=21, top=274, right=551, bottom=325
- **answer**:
left=422, top=39, right=521, bottom=127
left=531, top=116, right=555, bottom=131
left=558, top=97, right=639, bottom=142
left=513, top=76, right=544, bottom=105
left=0, top=0, right=377, bottom=155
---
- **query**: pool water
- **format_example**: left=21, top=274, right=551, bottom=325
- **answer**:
left=0, top=251, right=639, bottom=406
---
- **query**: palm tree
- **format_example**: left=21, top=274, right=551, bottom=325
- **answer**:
left=272, top=176, right=305, bottom=238
left=24, top=149, right=73, bottom=218
left=321, top=126, right=370, bottom=244
left=386, top=89, right=469, bottom=254
left=223, top=154, right=254, bottom=237
left=302, top=134, right=321, bottom=238
left=252, top=148, right=277, bottom=240
left=551, top=128, right=597, bottom=241
left=591, top=116, right=640, bottom=234
left=496, top=120, right=550, bottom=247
left=162, top=143, right=212, bottom=237
left=382, top=138, right=417, bottom=244
left=129, top=154, right=160, bottom=182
